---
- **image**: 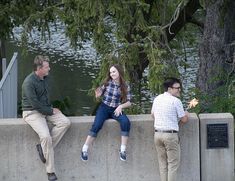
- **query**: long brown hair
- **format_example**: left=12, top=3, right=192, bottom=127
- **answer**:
left=103, top=64, right=128, bottom=102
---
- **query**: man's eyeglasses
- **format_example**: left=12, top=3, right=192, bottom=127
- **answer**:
left=172, top=87, right=181, bottom=90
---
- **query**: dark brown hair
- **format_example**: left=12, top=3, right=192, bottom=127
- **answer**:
left=103, top=64, right=128, bottom=102
left=163, top=77, right=181, bottom=91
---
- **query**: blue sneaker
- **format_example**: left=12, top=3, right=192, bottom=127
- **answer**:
left=47, top=172, right=57, bottom=181
left=81, top=150, right=88, bottom=162
left=119, top=150, right=127, bottom=161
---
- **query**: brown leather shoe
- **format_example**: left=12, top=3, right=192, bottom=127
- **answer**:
left=36, top=144, right=46, bottom=163
left=47, top=173, right=58, bottom=181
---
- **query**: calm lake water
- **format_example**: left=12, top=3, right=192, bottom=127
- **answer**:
left=6, top=25, right=199, bottom=116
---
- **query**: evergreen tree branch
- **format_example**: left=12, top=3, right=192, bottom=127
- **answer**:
left=163, top=0, right=201, bottom=42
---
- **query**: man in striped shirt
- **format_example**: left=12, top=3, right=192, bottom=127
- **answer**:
left=151, top=77, right=189, bottom=181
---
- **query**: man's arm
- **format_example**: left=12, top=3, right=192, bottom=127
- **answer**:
left=151, top=114, right=155, bottom=119
left=151, top=111, right=155, bottom=119
left=151, top=98, right=156, bottom=119
left=179, top=111, right=189, bottom=125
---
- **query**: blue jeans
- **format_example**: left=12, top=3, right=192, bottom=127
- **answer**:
left=89, top=102, right=131, bottom=137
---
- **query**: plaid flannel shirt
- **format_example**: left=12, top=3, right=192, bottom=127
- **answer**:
left=100, top=80, right=131, bottom=107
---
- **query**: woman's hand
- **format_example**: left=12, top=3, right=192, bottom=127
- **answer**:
left=114, top=101, right=131, bottom=116
left=95, top=87, right=102, bottom=98
left=114, top=105, right=123, bottom=117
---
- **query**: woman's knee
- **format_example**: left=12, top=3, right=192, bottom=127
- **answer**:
left=120, top=117, right=131, bottom=127
left=90, top=123, right=103, bottom=136
left=91, top=116, right=106, bottom=133
left=120, top=122, right=130, bottom=134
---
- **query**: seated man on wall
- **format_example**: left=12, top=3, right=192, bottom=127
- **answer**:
left=22, top=55, right=71, bottom=181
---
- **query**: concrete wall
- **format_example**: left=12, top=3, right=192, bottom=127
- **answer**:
left=0, top=114, right=200, bottom=181
left=199, top=113, right=234, bottom=181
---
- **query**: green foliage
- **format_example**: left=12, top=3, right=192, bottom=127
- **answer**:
left=124, top=103, right=144, bottom=115
left=52, top=96, right=74, bottom=116
left=2, top=0, right=192, bottom=84
left=193, top=79, right=235, bottom=117
left=60, top=0, right=186, bottom=87
left=228, top=80, right=235, bottom=98
left=0, top=2, right=13, bottom=39
left=90, top=55, right=113, bottom=89
left=147, top=44, right=180, bottom=94
left=2, top=0, right=205, bottom=115
left=199, top=0, right=206, bottom=9
left=0, top=0, right=59, bottom=40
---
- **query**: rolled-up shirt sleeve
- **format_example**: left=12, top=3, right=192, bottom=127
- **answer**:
left=174, top=99, right=185, bottom=119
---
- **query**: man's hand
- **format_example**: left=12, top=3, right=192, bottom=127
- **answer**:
left=180, top=111, right=189, bottom=125
left=53, top=108, right=61, bottom=114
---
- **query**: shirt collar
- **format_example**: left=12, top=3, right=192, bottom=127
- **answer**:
left=110, top=80, right=120, bottom=86
left=32, top=72, right=47, bottom=81
left=164, top=92, right=172, bottom=96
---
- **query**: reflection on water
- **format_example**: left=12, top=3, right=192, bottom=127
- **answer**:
left=12, top=22, right=98, bottom=61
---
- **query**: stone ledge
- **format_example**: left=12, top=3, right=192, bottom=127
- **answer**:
left=0, top=114, right=199, bottom=181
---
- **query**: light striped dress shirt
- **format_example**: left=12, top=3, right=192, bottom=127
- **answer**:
left=151, top=92, right=185, bottom=131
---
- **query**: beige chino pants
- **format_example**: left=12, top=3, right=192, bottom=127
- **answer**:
left=23, top=110, right=71, bottom=173
left=154, top=132, right=180, bottom=181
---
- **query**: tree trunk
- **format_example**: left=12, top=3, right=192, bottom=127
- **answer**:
left=197, top=0, right=235, bottom=94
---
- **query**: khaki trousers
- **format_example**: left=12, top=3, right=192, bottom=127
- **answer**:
left=154, top=132, right=180, bottom=181
left=23, top=110, right=71, bottom=173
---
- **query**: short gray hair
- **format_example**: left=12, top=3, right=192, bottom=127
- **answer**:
left=33, top=55, right=49, bottom=71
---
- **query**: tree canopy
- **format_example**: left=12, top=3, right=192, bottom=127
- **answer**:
left=1, top=0, right=234, bottom=114
left=1, top=0, right=202, bottom=89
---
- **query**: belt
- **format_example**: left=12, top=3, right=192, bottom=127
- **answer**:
left=155, top=130, right=178, bottom=133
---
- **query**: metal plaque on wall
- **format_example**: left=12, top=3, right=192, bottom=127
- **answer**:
left=207, top=123, right=228, bottom=149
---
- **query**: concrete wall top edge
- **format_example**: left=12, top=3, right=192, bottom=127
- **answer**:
left=187, top=113, right=198, bottom=120
left=0, top=119, right=25, bottom=125
left=68, top=114, right=154, bottom=122
left=199, top=113, right=234, bottom=119
left=0, top=113, right=200, bottom=125
left=0, top=114, right=153, bottom=125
